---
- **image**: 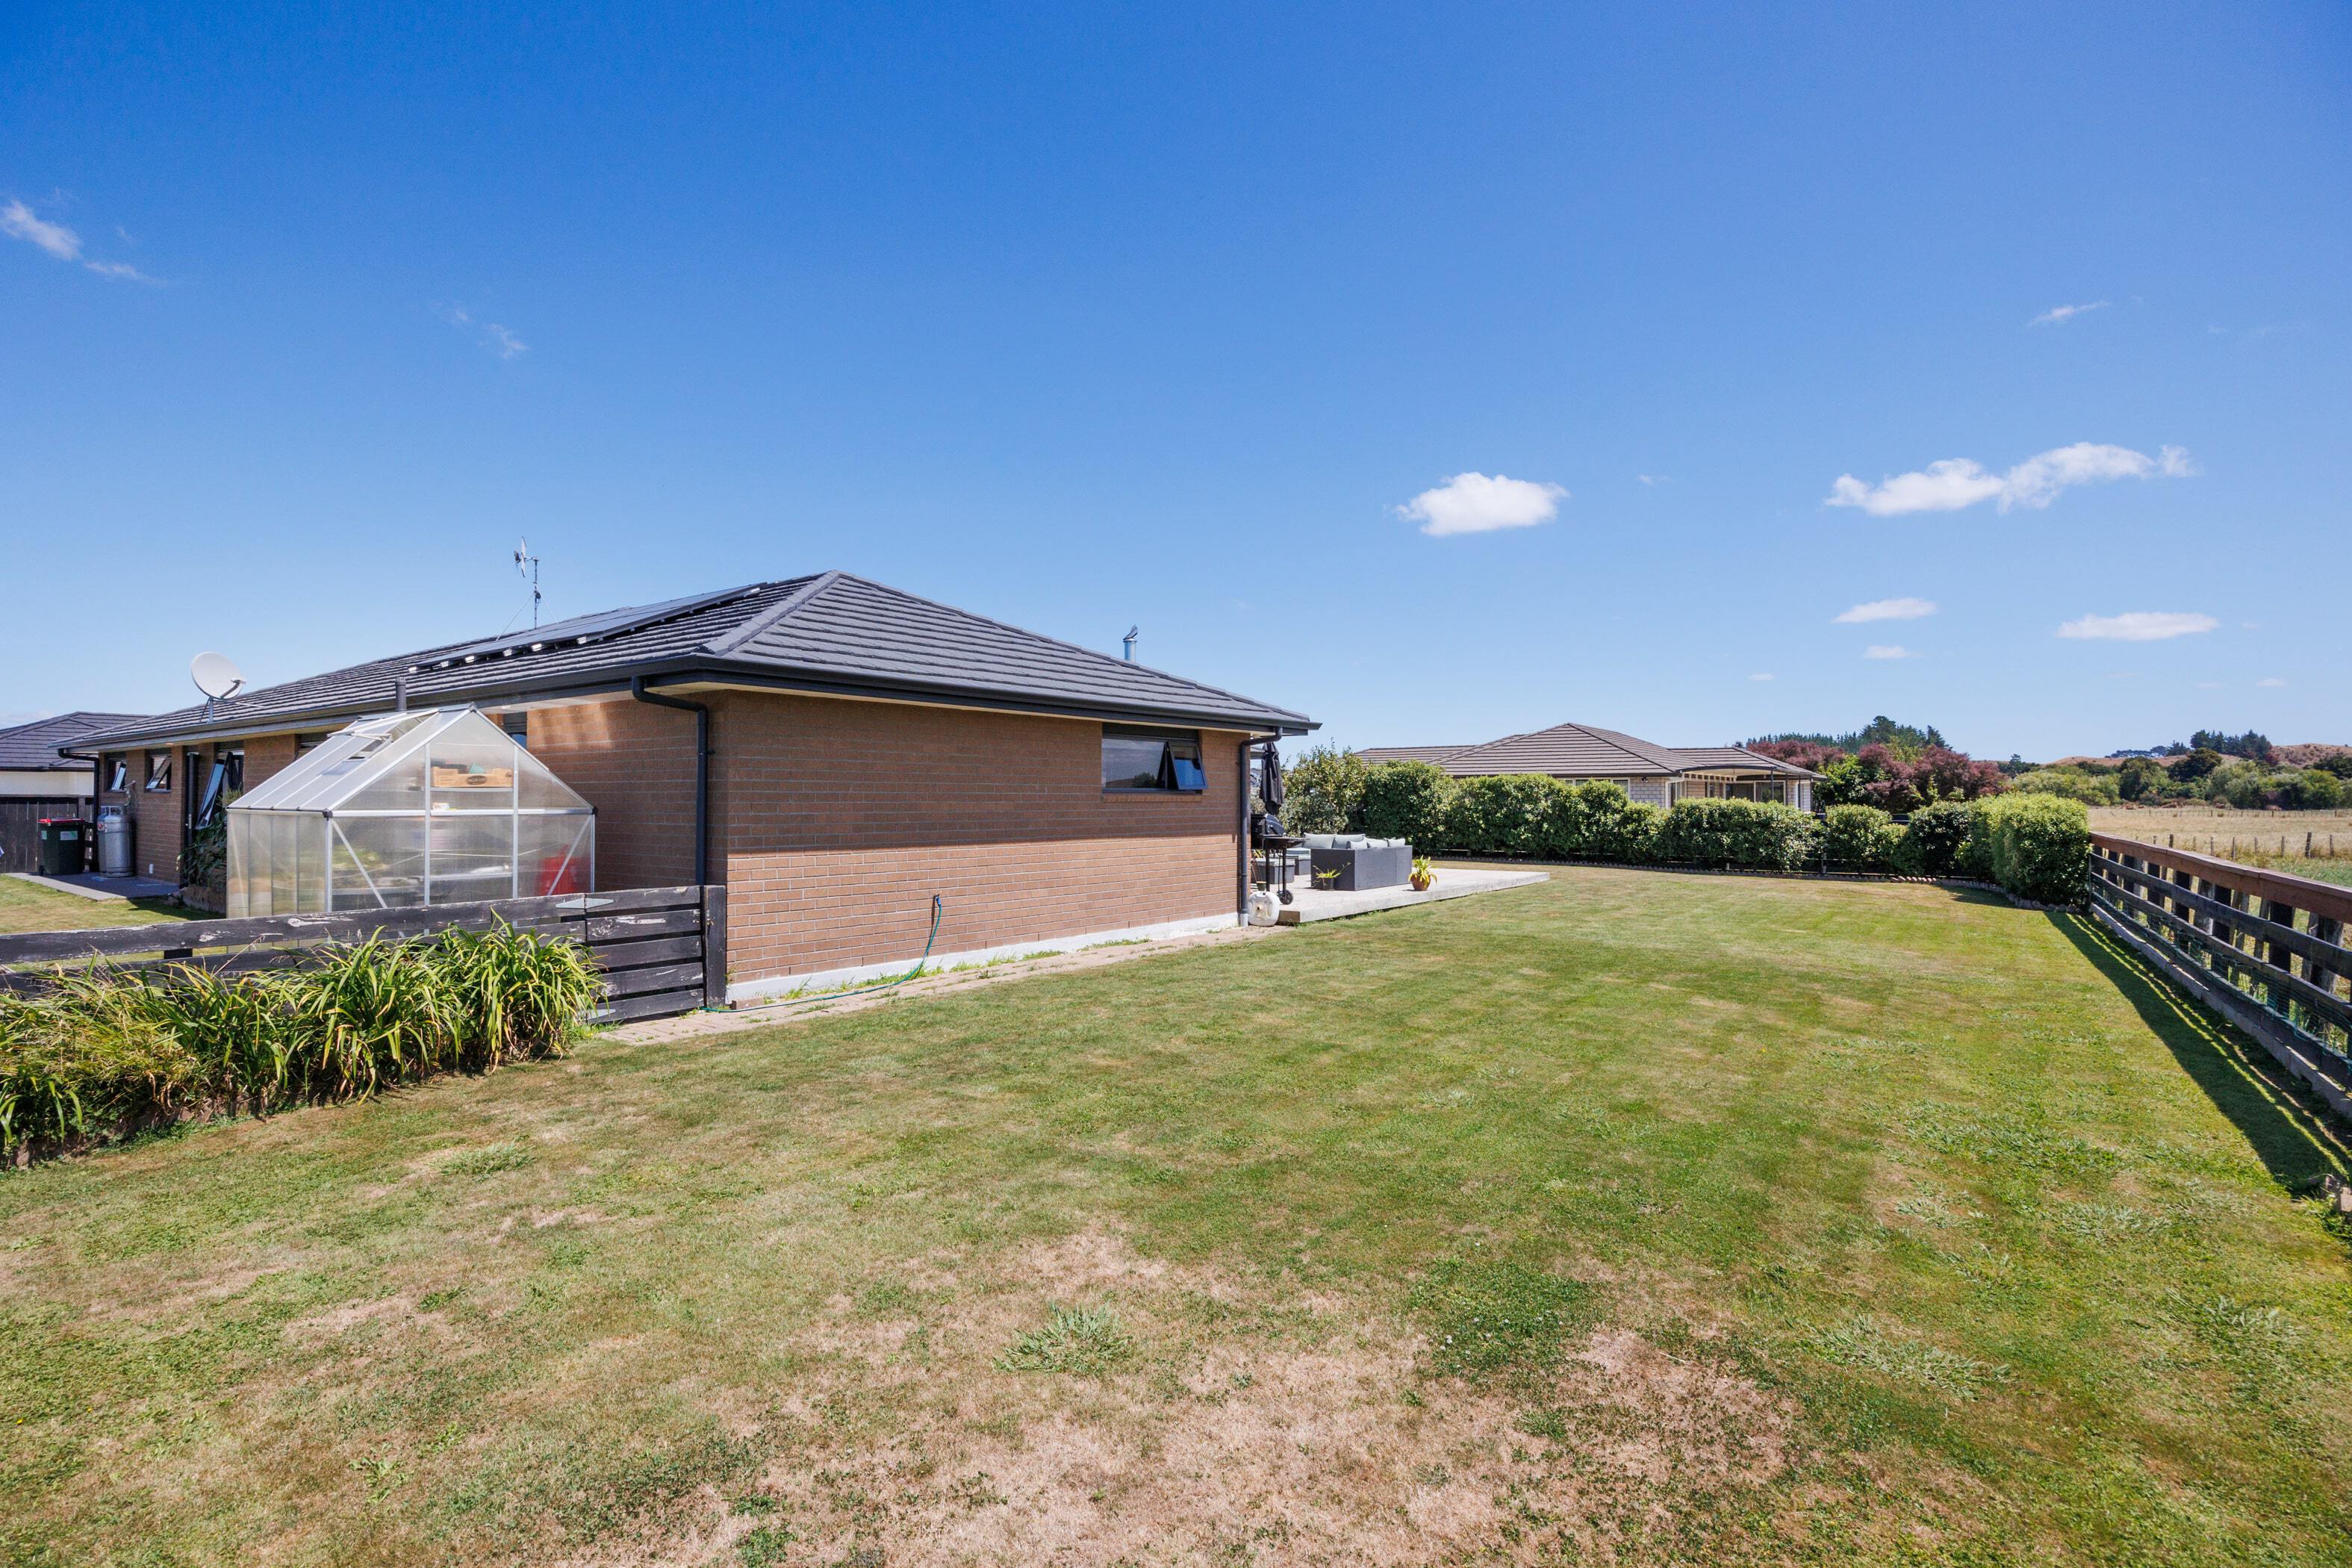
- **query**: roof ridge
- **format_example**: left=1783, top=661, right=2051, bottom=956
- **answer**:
left=700, top=571, right=840, bottom=656
left=807, top=573, right=1294, bottom=718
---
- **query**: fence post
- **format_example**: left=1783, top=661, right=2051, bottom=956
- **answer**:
left=700, top=883, right=728, bottom=1011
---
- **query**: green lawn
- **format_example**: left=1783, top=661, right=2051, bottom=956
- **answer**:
left=0, top=874, right=199, bottom=936
left=6, top=868, right=2350, bottom=1566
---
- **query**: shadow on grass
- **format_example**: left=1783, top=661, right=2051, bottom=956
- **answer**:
left=2053, top=909, right=2348, bottom=1190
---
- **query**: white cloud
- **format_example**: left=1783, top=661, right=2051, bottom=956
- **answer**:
left=3, top=199, right=159, bottom=281
left=2032, top=301, right=2109, bottom=326
left=1863, top=644, right=1915, bottom=660
left=1749, top=672, right=1773, bottom=682
left=2, top=199, right=81, bottom=259
left=81, top=258, right=155, bottom=283
left=1826, top=442, right=2191, bottom=517
left=2256, top=676, right=2287, bottom=688
left=2055, top=611, right=2218, bottom=641
left=1398, top=472, right=1567, bottom=537
left=439, top=304, right=529, bottom=359
left=1834, top=596, right=1937, bottom=624
left=1637, top=473, right=1670, bottom=486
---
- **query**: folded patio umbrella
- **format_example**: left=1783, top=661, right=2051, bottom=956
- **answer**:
left=1260, top=743, right=1285, bottom=809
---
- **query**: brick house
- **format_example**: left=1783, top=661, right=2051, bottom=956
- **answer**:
left=1360, top=722, right=1822, bottom=810
left=71, top=573, right=1312, bottom=999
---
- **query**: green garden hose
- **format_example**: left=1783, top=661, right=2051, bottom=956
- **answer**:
left=703, top=893, right=944, bottom=1014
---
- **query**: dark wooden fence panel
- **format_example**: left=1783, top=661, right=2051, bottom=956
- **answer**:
left=0, top=883, right=725, bottom=1024
left=0, top=797, right=90, bottom=876
left=2087, top=833, right=2352, bottom=1119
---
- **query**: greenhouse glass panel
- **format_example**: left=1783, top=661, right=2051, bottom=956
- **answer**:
left=226, top=708, right=594, bottom=916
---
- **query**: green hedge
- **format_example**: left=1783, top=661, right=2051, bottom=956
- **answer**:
left=1542, top=780, right=1664, bottom=862
left=1966, top=793, right=2090, bottom=904
left=0, top=924, right=604, bottom=1160
left=1360, top=760, right=1456, bottom=847
left=1822, top=803, right=1901, bottom=871
left=1279, top=747, right=1368, bottom=836
left=1441, top=774, right=1564, bottom=856
left=1896, top=800, right=1974, bottom=877
left=1652, top=798, right=1821, bottom=871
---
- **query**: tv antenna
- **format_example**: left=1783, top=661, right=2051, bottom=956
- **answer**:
left=190, top=651, right=245, bottom=717
left=514, top=538, right=541, bottom=629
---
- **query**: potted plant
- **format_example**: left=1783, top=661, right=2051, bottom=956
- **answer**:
left=1409, top=856, right=1434, bottom=892
left=1313, top=866, right=1344, bottom=892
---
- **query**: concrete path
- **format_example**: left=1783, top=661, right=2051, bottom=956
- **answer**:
left=609, top=862, right=1549, bottom=1047
left=4, top=871, right=182, bottom=903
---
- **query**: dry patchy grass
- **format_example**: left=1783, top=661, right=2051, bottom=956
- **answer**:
left=6, top=869, right=2352, bottom=1565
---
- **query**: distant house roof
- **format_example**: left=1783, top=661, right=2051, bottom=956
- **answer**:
left=1363, top=721, right=1823, bottom=780
left=0, top=712, right=146, bottom=771
left=75, top=572, right=1313, bottom=751
left=1355, top=744, right=1475, bottom=766
left=1663, top=746, right=1822, bottom=777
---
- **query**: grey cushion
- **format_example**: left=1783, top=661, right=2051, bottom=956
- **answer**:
left=1304, top=833, right=1341, bottom=848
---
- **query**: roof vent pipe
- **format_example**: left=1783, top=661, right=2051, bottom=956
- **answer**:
left=1122, top=626, right=1138, bottom=662
left=393, top=675, right=408, bottom=712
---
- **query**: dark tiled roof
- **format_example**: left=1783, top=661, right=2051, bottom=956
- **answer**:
left=77, top=572, right=1312, bottom=749
left=1355, top=744, right=1475, bottom=766
left=1439, top=722, right=1686, bottom=777
left=0, top=712, right=146, bottom=770
left=1667, top=746, right=1822, bottom=778
left=1409, top=722, right=1826, bottom=781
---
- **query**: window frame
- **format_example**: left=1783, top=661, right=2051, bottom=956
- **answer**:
left=105, top=754, right=128, bottom=792
left=144, top=751, right=173, bottom=793
left=1101, top=724, right=1208, bottom=795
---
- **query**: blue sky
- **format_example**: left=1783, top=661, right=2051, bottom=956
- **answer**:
left=4, top=3, right=2345, bottom=759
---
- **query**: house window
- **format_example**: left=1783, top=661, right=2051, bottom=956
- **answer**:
left=145, top=752, right=172, bottom=791
left=500, top=712, right=531, bottom=750
left=1102, top=724, right=1207, bottom=793
left=105, top=755, right=128, bottom=792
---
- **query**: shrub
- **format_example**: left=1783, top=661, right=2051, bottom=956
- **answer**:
left=1360, top=760, right=1455, bottom=847
left=1539, top=780, right=1662, bottom=862
left=2278, top=769, right=2344, bottom=811
left=1652, top=798, right=1820, bottom=871
left=0, top=923, right=603, bottom=1160
left=1440, top=774, right=1566, bottom=856
left=1822, top=804, right=1900, bottom=871
left=1279, top=746, right=1367, bottom=836
left=1897, top=800, right=1975, bottom=877
left=2013, top=768, right=2119, bottom=806
left=1968, top=793, right=2089, bottom=905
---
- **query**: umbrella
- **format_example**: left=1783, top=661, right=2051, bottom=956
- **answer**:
left=1259, top=743, right=1285, bottom=809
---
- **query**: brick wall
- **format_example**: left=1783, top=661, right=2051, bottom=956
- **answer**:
left=526, top=699, right=699, bottom=891
left=706, top=691, right=1248, bottom=989
left=95, top=732, right=302, bottom=883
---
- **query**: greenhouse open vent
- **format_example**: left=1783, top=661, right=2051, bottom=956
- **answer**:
left=225, top=707, right=595, bottom=918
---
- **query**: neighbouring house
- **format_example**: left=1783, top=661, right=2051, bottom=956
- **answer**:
left=0, top=711, right=145, bottom=874
left=69, top=572, right=1313, bottom=999
left=1360, top=721, right=1823, bottom=810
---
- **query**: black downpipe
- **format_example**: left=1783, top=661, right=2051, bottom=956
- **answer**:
left=631, top=677, right=709, bottom=887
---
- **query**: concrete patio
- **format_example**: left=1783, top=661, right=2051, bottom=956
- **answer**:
left=1262, top=862, right=1548, bottom=924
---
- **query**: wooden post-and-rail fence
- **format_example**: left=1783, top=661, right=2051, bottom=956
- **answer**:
left=2087, top=832, right=2352, bottom=1119
left=0, top=884, right=726, bottom=1025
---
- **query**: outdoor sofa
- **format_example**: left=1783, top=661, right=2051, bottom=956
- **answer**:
left=1302, top=833, right=1413, bottom=891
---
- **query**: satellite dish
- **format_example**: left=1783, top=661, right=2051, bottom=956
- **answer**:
left=191, top=651, right=246, bottom=702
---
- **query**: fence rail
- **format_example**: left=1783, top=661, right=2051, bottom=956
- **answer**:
left=0, top=883, right=724, bottom=1024
left=2086, top=832, right=2352, bottom=1117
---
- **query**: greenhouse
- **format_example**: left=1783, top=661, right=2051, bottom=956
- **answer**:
left=225, top=707, right=595, bottom=918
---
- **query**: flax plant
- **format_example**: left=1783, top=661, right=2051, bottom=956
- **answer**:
left=0, top=924, right=603, bottom=1160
